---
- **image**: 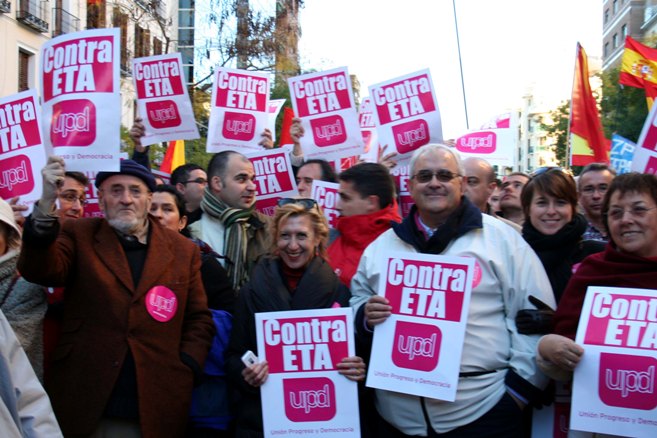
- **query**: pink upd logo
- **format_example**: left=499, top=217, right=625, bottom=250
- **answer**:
left=51, top=99, right=96, bottom=146
left=145, top=286, right=178, bottom=322
left=146, top=100, right=181, bottom=128
left=645, top=156, right=657, bottom=175
left=391, top=320, right=441, bottom=371
left=0, top=154, right=34, bottom=198
left=283, top=377, right=336, bottom=422
left=222, top=111, right=255, bottom=141
left=310, top=114, right=346, bottom=147
left=391, top=119, right=429, bottom=154
left=456, top=131, right=497, bottom=154
left=598, top=353, right=657, bottom=410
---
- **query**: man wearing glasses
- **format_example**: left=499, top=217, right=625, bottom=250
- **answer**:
left=350, top=144, right=554, bottom=437
left=577, top=163, right=616, bottom=242
left=171, top=163, right=208, bottom=226
left=19, top=157, right=214, bottom=437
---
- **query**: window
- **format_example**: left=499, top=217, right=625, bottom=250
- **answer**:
left=179, top=9, right=194, bottom=27
left=153, top=38, right=163, bottom=56
left=18, top=51, right=32, bottom=91
left=87, top=0, right=106, bottom=28
left=622, top=24, right=627, bottom=38
left=604, top=42, right=610, bottom=57
left=604, top=8, right=609, bottom=24
left=112, top=7, right=128, bottom=70
left=178, top=29, right=194, bottom=46
left=613, top=33, right=619, bottom=49
left=134, top=25, right=151, bottom=58
left=613, top=0, right=618, bottom=14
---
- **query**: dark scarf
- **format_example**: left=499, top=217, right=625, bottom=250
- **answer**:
left=522, top=213, right=588, bottom=302
left=201, top=187, right=255, bottom=290
left=391, top=197, right=483, bottom=254
left=553, top=244, right=657, bottom=340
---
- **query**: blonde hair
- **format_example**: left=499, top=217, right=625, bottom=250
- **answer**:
left=270, top=203, right=329, bottom=260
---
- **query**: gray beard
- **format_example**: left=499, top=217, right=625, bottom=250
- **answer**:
left=108, top=217, right=142, bottom=236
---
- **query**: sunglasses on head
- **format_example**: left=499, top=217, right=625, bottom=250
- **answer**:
left=277, top=198, right=318, bottom=210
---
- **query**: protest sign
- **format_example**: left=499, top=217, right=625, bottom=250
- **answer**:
left=368, top=69, right=442, bottom=163
left=610, top=134, right=636, bottom=175
left=78, top=171, right=103, bottom=219
left=268, top=99, right=286, bottom=142
left=366, top=252, right=474, bottom=400
left=0, top=90, right=47, bottom=211
left=132, top=53, right=199, bottom=146
left=358, top=97, right=379, bottom=163
left=40, top=28, right=121, bottom=171
left=455, top=112, right=517, bottom=168
left=256, top=308, right=360, bottom=436
left=207, top=67, right=269, bottom=153
left=531, top=381, right=581, bottom=438
left=311, top=180, right=340, bottom=228
left=633, top=101, right=657, bottom=174
left=288, top=67, right=363, bottom=161
left=571, top=286, right=657, bottom=437
left=391, top=165, right=414, bottom=217
left=247, top=148, right=298, bottom=216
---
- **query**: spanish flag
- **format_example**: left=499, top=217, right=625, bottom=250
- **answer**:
left=160, top=140, right=185, bottom=174
left=620, top=36, right=657, bottom=109
left=570, top=43, right=610, bottom=166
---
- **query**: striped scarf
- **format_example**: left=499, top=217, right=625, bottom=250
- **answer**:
left=201, top=187, right=255, bottom=290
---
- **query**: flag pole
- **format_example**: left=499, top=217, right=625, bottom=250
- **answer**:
left=452, top=0, right=469, bottom=130
left=566, top=43, right=579, bottom=170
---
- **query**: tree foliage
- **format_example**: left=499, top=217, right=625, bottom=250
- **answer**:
left=540, top=101, right=570, bottom=168
left=599, top=67, right=648, bottom=143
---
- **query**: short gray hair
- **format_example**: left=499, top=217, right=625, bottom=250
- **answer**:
left=409, top=144, right=465, bottom=176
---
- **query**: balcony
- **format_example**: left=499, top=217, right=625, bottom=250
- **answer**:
left=17, top=0, right=48, bottom=33
left=120, top=49, right=132, bottom=77
left=52, top=7, right=79, bottom=37
left=0, top=0, right=10, bottom=14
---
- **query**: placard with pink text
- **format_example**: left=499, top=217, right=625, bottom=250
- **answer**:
left=246, top=148, right=298, bottom=216
left=390, top=165, right=414, bottom=218
left=358, top=97, right=379, bottom=163
left=571, top=286, right=657, bottom=437
left=455, top=113, right=517, bottom=168
left=268, top=99, right=286, bottom=142
left=368, top=69, right=443, bottom=164
left=132, top=53, right=199, bottom=146
left=256, top=308, right=360, bottom=436
left=0, top=90, right=46, bottom=211
left=207, top=67, right=269, bottom=152
left=40, top=28, right=121, bottom=171
left=310, top=180, right=340, bottom=229
left=367, top=252, right=474, bottom=400
left=288, top=67, right=363, bottom=161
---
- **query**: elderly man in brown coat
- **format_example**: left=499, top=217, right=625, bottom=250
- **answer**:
left=18, top=157, right=214, bottom=438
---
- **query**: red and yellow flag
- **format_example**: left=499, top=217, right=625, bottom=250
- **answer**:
left=570, top=43, right=610, bottom=167
left=160, top=140, right=185, bottom=174
left=620, top=36, right=657, bottom=109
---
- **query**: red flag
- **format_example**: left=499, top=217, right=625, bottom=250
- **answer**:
left=569, top=43, right=610, bottom=166
left=278, top=107, right=295, bottom=146
left=160, top=140, right=185, bottom=174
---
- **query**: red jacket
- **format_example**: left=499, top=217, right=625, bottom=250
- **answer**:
left=327, top=203, right=401, bottom=286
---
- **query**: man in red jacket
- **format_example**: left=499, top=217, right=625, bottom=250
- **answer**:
left=328, top=162, right=401, bottom=287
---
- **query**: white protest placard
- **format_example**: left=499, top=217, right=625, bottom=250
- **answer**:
left=368, top=69, right=443, bottom=164
left=288, top=67, right=364, bottom=161
left=132, top=53, right=199, bottom=146
left=366, top=252, right=474, bottom=400
left=268, top=98, right=286, bottom=142
left=40, top=28, right=121, bottom=171
left=247, top=148, right=298, bottom=216
left=79, top=171, right=103, bottom=219
left=632, top=101, right=657, bottom=175
left=390, top=165, right=414, bottom=218
left=311, top=180, right=340, bottom=228
left=207, top=67, right=269, bottom=153
left=531, top=381, right=581, bottom=438
left=571, top=286, right=657, bottom=437
left=455, top=113, right=517, bottom=168
left=358, top=97, right=379, bottom=163
left=0, top=90, right=47, bottom=211
left=256, top=308, right=360, bottom=437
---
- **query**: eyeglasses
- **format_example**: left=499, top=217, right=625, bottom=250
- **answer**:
left=606, top=205, right=657, bottom=221
left=411, top=169, right=461, bottom=184
left=580, top=184, right=609, bottom=196
left=104, top=186, right=149, bottom=199
left=58, top=192, right=87, bottom=205
left=183, top=177, right=207, bottom=185
left=277, top=198, right=318, bottom=210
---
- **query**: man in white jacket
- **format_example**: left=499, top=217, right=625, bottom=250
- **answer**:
left=350, top=144, right=554, bottom=437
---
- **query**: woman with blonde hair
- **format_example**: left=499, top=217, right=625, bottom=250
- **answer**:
left=226, top=199, right=365, bottom=437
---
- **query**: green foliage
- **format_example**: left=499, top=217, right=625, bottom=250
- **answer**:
left=540, top=101, right=570, bottom=168
left=599, top=67, right=648, bottom=143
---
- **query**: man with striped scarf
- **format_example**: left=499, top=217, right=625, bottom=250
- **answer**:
left=188, top=151, right=271, bottom=292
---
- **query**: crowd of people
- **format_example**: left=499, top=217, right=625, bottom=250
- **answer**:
left=1, top=116, right=657, bottom=438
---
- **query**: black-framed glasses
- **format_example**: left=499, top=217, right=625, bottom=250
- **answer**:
left=58, top=192, right=87, bottom=205
left=605, top=205, right=657, bottom=221
left=183, top=177, right=207, bottom=185
left=411, top=169, right=461, bottom=184
left=277, top=198, right=318, bottom=210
